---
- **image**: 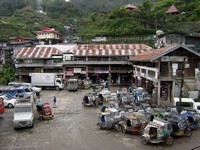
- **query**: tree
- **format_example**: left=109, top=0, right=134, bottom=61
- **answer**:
left=0, top=58, right=15, bottom=85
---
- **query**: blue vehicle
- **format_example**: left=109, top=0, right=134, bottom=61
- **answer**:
left=0, top=86, right=34, bottom=99
left=181, top=113, right=200, bottom=130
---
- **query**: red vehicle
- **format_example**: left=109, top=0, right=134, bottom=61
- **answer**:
left=0, top=98, right=5, bottom=114
left=37, top=102, right=53, bottom=120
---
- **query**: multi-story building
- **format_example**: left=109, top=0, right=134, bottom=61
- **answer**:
left=14, top=44, right=152, bottom=85
left=129, top=44, right=200, bottom=105
left=35, top=27, right=61, bottom=45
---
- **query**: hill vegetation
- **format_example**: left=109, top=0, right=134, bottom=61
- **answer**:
left=0, top=0, right=200, bottom=41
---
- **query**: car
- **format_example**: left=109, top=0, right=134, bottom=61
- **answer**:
left=8, top=82, right=42, bottom=94
left=0, top=95, right=16, bottom=108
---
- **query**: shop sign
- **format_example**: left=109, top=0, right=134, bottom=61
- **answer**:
left=65, top=70, right=74, bottom=76
left=74, top=68, right=81, bottom=73
left=94, top=70, right=109, bottom=74
left=81, top=71, right=86, bottom=74
left=161, top=56, right=188, bottom=62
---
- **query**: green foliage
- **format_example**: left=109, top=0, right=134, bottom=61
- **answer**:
left=0, top=0, right=200, bottom=41
left=0, top=59, right=15, bottom=85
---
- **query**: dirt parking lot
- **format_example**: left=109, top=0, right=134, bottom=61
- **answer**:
left=0, top=87, right=200, bottom=150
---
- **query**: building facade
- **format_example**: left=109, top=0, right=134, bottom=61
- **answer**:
left=14, top=44, right=152, bottom=85
left=130, top=44, right=200, bottom=105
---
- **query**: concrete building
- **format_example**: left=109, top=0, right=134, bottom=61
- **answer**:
left=35, top=27, right=61, bottom=45
left=13, top=44, right=152, bottom=85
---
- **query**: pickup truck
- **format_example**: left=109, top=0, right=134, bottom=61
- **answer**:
left=13, top=100, right=34, bottom=129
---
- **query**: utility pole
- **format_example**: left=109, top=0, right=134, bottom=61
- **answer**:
left=178, top=57, right=186, bottom=114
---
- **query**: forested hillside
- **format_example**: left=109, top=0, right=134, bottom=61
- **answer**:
left=0, top=0, right=200, bottom=41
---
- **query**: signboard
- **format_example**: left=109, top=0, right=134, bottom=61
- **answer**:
left=94, top=70, right=109, bottom=74
left=161, top=56, right=188, bottom=62
left=63, top=54, right=73, bottom=61
left=172, top=63, right=178, bottom=69
left=65, top=70, right=74, bottom=76
left=161, top=56, right=169, bottom=62
left=74, top=68, right=81, bottom=73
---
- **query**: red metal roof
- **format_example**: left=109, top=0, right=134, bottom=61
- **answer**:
left=14, top=44, right=152, bottom=59
left=129, top=44, right=200, bottom=62
left=129, top=45, right=178, bottom=61
left=125, top=4, right=137, bottom=9
left=166, top=5, right=180, bottom=14
left=14, top=47, right=62, bottom=59
left=35, top=27, right=59, bottom=34
left=66, top=44, right=152, bottom=56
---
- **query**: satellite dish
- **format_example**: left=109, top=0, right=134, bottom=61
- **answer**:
left=156, top=30, right=164, bottom=36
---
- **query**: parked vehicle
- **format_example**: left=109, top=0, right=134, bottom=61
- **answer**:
left=0, top=86, right=18, bottom=98
left=134, top=87, right=150, bottom=105
left=82, top=80, right=91, bottom=89
left=0, top=98, right=5, bottom=114
left=13, top=99, right=34, bottom=129
left=173, top=97, right=200, bottom=113
left=8, top=82, right=42, bottom=94
left=97, top=111, right=122, bottom=130
left=37, top=102, right=54, bottom=120
left=67, top=78, right=79, bottom=91
left=117, top=112, right=147, bottom=135
left=29, top=73, right=64, bottom=90
left=0, top=95, right=16, bottom=108
left=82, top=92, right=97, bottom=107
left=0, top=86, right=35, bottom=99
left=181, top=112, right=200, bottom=130
left=167, top=115, right=192, bottom=137
left=141, top=118, right=173, bottom=145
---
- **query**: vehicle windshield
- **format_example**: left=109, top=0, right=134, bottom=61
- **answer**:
left=15, top=107, right=31, bottom=112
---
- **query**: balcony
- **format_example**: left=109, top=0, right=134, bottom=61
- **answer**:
left=63, top=60, right=128, bottom=65
left=15, top=63, right=63, bottom=68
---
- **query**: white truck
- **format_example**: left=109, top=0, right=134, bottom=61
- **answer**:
left=13, top=99, right=34, bottom=129
left=29, top=73, right=64, bottom=90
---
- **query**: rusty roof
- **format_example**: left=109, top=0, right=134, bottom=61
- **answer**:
left=129, top=45, right=200, bottom=62
left=14, top=47, right=62, bottom=59
left=14, top=44, right=152, bottom=59
left=65, top=44, right=152, bottom=56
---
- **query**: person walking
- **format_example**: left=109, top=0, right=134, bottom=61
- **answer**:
left=53, top=96, right=57, bottom=108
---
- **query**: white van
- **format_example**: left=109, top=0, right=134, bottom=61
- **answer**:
left=173, top=97, right=200, bottom=113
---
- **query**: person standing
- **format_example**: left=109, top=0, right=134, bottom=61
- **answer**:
left=53, top=96, right=57, bottom=108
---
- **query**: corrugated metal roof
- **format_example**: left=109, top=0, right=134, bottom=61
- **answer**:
left=129, top=44, right=200, bottom=62
left=14, top=47, right=62, bottom=59
left=66, top=44, right=152, bottom=56
left=14, top=44, right=152, bottom=59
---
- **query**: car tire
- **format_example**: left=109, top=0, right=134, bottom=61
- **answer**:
left=56, top=87, right=60, bottom=91
left=165, top=136, right=173, bottom=146
left=31, top=122, right=34, bottom=128
left=8, top=103, right=13, bottom=108
left=141, top=136, right=148, bottom=145
left=121, top=126, right=126, bottom=133
left=185, top=129, right=192, bottom=137
left=114, top=124, right=120, bottom=132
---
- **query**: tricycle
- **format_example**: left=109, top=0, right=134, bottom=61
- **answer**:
left=117, top=112, right=147, bottom=135
left=82, top=92, right=98, bottom=107
left=36, top=102, right=54, bottom=120
left=97, top=111, right=122, bottom=131
left=141, top=118, right=173, bottom=145
left=167, top=115, right=192, bottom=137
